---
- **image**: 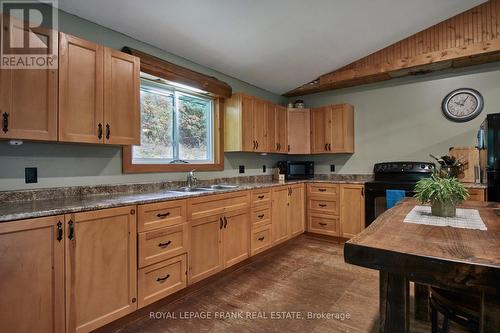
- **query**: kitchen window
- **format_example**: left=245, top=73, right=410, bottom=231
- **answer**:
left=123, top=74, right=224, bottom=173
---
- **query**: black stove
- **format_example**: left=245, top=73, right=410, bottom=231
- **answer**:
left=365, top=162, right=434, bottom=227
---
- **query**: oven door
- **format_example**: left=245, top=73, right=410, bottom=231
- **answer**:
left=365, top=182, right=416, bottom=227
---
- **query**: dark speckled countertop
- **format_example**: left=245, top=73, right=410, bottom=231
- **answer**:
left=0, top=176, right=370, bottom=223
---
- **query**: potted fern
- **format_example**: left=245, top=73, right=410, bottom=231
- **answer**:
left=414, top=173, right=469, bottom=217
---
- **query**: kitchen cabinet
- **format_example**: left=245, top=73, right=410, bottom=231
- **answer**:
left=59, top=32, right=140, bottom=145
left=287, top=108, right=310, bottom=154
left=65, top=206, right=137, bottom=333
left=310, top=104, right=354, bottom=154
left=306, top=183, right=340, bottom=237
left=467, top=188, right=487, bottom=202
left=269, top=104, right=288, bottom=153
left=188, top=192, right=250, bottom=284
left=0, top=17, right=57, bottom=141
left=272, top=184, right=305, bottom=244
left=224, top=93, right=269, bottom=152
left=340, top=184, right=365, bottom=239
left=0, top=215, right=65, bottom=333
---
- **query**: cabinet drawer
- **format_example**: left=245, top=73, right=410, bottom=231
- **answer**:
left=251, top=189, right=271, bottom=206
left=308, top=214, right=339, bottom=236
left=138, top=254, right=187, bottom=308
left=467, top=188, right=486, bottom=202
left=251, top=204, right=271, bottom=227
left=188, top=191, right=249, bottom=219
left=138, top=223, right=188, bottom=268
left=251, top=225, right=272, bottom=256
left=138, top=200, right=186, bottom=232
left=308, top=197, right=339, bottom=215
left=308, top=184, right=339, bottom=196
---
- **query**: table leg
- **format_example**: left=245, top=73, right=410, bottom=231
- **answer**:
left=414, top=283, right=430, bottom=321
left=481, top=292, right=500, bottom=333
left=380, top=271, right=409, bottom=333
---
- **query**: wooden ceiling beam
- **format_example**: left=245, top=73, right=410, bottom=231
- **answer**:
left=284, top=0, right=500, bottom=97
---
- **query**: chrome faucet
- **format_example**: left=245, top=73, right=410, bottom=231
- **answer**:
left=186, top=169, right=197, bottom=189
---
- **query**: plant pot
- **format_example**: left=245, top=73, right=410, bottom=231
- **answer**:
left=431, top=200, right=456, bottom=217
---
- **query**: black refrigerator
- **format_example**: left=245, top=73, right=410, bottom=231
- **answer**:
left=482, top=113, right=500, bottom=202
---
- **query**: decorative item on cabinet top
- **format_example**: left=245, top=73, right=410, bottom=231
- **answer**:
left=224, top=93, right=354, bottom=155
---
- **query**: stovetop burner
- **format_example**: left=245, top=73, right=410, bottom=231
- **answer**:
left=372, top=161, right=434, bottom=182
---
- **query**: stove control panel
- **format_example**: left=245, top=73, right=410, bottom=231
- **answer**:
left=374, top=162, right=434, bottom=174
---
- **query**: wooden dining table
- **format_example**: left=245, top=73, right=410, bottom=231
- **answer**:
left=344, top=199, right=500, bottom=333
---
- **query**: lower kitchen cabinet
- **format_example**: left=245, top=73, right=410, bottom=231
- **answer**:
left=251, top=224, right=272, bottom=255
left=308, top=213, right=340, bottom=236
left=189, top=208, right=249, bottom=284
left=272, top=184, right=305, bottom=244
left=340, top=184, right=365, bottom=239
left=0, top=215, right=65, bottom=333
left=138, top=254, right=187, bottom=308
left=271, top=186, right=289, bottom=244
left=189, top=214, right=224, bottom=284
left=65, top=206, right=137, bottom=333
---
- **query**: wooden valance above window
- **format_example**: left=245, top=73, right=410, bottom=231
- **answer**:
left=122, top=47, right=232, bottom=98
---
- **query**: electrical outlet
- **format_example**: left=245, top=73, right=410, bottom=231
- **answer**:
left=239, top=165, right=245, bottom=174
left=25, top=167, right=37, bottom=183
left=330, top=164, right=335, bottom=172
left=262, top=165, right=266, bottom=173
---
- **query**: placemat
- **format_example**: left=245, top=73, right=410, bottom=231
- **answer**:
left=403, top=205, right=487, bottom=230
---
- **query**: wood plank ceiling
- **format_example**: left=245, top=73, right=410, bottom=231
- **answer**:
left=285, top=0, right=500, bottom=97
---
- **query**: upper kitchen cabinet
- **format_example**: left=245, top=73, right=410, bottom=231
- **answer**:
left=268, top=104, right=288, bottom=153
left=287, top=108, right=310, bottom=154
left=224, top=93, right=270, bottom=153
left=310, top=104, right=354, bottom=154
left=59, top=33, right=140, bottom=145
left=0, top=17, right=57, bottom=141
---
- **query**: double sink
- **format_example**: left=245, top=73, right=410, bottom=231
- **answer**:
left=168, top=184, right=239, bottom=194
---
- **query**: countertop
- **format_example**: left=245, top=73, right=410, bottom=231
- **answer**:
left=0, top=179, right=365, bottom=223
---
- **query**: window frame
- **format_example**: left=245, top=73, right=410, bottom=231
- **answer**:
left=122, top=80, right=224, bottom=173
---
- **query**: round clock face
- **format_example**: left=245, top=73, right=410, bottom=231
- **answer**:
left=442, top=88, right=483, bottom=122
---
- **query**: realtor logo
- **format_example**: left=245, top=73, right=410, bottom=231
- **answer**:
left=1, top=0, right=58, bottom=69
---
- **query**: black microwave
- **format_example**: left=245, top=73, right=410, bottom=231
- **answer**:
left=277, top=161, right=314, bottom=180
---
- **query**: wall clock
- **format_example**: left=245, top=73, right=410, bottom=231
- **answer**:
left=441, top=88, right=484, bottom=122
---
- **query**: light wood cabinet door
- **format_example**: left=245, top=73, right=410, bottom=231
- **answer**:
left=223, top=208, right=249, bottom=268
left=65, top=206, right=137, bottom=333
left=340, top=184, right=365, bottom=239
left=272, top=186, right=289, bottom=244
left=103, top=47, right=140, bottom=145
left=0, top=216, right=65, bottom=333
left=189, top=215, right=223, bottom=284
left=288, top=184, right=305, bottom=237
left=240, top=94, right=255, bottom=151
left=253, top=98, right=269, bottom=152
left=310, top=107, right=329, bottom=153
left=59, top=33, right=103, bottom=143
left=329, top=104, right=354, bottom=153
left=0, top=17, right=57, bottom=141
left=270, top=104, right=288, bottom=153
left=287, top=108, right=310, bottom=154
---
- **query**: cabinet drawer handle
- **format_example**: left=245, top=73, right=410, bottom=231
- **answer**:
left=287, top=144, right=290, bottom=152
left=324, top=143, right=328, bottom=151
left=97, top=123, right=103, bottom=139
left=257, top=195, right=265, bottom=199
left=223, top=216, right=228, bottom=228
left=318, top=204, right=327, bottom=207
left=158, top=240, right=171, bottom=248
left=68, top=220, right=75, bottom=240
left=319, top=222, right=328, bottom=226
left=318, top=188, right=327, bottom=192
left=258, top=236, right=265, bottom=241
left=253, top=140, right=257, bottom=149
left=258, top=214, right=265, bottom=219
left=105, top=124, right=110, bottom=140
left=2, top=112, right=9, bottom=133
left=56, top=221, right=63, bottom=242
left=220, top=217, right=223, bottom=229
left=328, top=143, right=331, bottom=151
left=156, top=274, right=170, bottom=282
left=157, top=212, right=170, bottom=218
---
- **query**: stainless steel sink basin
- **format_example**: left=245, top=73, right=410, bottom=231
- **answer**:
left=197, top=184, right=239, bottom=190
left=168, top=187, right=215, bottom=193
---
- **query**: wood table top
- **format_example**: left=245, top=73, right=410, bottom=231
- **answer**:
left=344, top=198, right=500, bottom=293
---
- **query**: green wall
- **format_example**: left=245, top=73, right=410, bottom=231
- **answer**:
left=0, top=10, right=287, bottom=190
left=294, top=63, right=500, bottom=174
